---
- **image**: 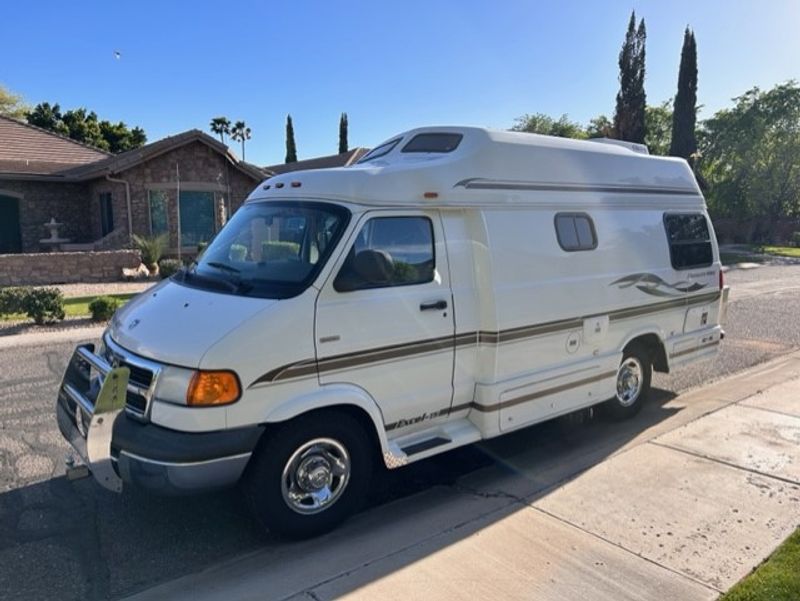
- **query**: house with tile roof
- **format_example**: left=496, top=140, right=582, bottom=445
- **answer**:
left=0, top=115, right=268, bottom=254
left=264, top=147, right=369, bottom=176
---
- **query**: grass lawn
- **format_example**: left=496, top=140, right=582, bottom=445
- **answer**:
left=63, top=293, right=137, bottom=317
left=758, top=245, right=800, bottom=258
left=720, top=527, right=800, bottom=601
left=1, top=293, right=136, bottom=322
left=720, top=252, right=764, bottom=265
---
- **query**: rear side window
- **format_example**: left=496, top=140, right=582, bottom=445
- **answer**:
left=334, top=217, right=435, bottom=291
left=555, top=213, right=597, bottom=251
left=663, top=213, right=713, bottom=270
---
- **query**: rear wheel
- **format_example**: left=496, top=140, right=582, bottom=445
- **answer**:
left=243, top=411, right=373, bottom=539
left=602, top=344, right=652, bottom=420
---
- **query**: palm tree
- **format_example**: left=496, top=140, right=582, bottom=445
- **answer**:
left=230, top=120, right=252, bottom=161
left=210, top=116, right=231, bottom=144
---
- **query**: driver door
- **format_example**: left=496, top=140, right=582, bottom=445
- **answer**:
left=315, top=210, right=455, bottom=434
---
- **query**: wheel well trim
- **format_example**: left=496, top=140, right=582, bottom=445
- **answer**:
left=260, top=383, right=394, bottom=466
left=619, top=327, right=670, bottom=373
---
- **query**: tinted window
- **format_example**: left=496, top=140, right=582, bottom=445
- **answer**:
left=555, top=213, right=597, bottom=251
left=663, top=213, right=713, bottom=269
left=179, top=202, right=350, bottom=299
left=357, top=138, right=402, bottom=163
left=335, top=217, right=435, bottom=291
left=402, top=133, right=463, bottom=153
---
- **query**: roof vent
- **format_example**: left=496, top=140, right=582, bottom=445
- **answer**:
left=587, top=138, right=650, bottom=155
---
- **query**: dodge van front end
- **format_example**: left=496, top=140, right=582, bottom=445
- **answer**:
left=56, top=335, right=263, bottom=494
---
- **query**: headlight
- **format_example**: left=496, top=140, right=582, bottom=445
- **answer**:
left=152, top=365, right=196, bottom=406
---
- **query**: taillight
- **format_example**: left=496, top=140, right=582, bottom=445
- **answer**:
left=719, top=269, right=724, bottom=290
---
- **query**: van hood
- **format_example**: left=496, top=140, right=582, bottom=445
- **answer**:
left=108, top=280, right=277, bottom=367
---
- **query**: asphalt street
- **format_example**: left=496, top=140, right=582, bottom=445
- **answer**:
left=0, top=263, right=799, bottom=600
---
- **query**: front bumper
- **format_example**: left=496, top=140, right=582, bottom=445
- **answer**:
left=56, top=344, right=263, bottom=495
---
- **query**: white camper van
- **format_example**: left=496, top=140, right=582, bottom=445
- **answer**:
left=57, top=127, right=728, bottom=537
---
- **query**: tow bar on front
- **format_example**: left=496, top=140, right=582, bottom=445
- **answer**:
left=56, top=344, right=130, bottom=492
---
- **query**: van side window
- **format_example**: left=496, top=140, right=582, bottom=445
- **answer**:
left=334, top=217, right=435, bottom=292
left=663, top=213, right=713, bottom=270
left=554, top=213, right=597, bottom=251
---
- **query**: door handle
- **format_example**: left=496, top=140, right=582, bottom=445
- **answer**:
left=420, top=300, right=448, bottom=311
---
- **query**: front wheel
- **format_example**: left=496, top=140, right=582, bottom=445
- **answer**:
left=602, top=344, right=652, bottom=420
left=243, top=411, right=373, bottom=539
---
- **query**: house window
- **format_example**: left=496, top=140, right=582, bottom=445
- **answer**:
left=99, top=193, right=114, bottom=237
left=148, top=190, right=169, bottom=236
left=555, top=213, right=597, bottom=251
left=663, top=213, right=713, bottom=270
left=179, top=190, right=215, bottom=247
left=334, top=216, right=435, bottom=291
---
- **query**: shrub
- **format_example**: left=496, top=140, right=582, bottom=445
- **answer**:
left=22, top=288, right=65, bottom=325
left=132, top=234, right=168, bottom=268
left=0, top=287, right=30, bottom=316
left=88, top=296, right=122, bottom=321
left=229, top=243, right=247, bottom=261
left=158, top=258, right=183, bottom=279
left=197, top=242, right=209, bottom=257
left=792, top=231, right=800, bottom=248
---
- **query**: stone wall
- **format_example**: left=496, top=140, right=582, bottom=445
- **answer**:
left=0, top=250, right=142, bottom=286
left=0, top=180, right=92, bottom=252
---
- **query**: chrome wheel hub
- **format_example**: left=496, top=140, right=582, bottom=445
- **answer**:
left=616, top=357, right=643, bottom=407
left=281, top=438, right=350, bottom=515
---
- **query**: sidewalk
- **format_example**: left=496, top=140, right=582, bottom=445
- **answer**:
left=127, top=351, right=800, bottom=601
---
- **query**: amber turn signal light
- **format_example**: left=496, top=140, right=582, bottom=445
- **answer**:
left=187, top=370, right=241, bottom=406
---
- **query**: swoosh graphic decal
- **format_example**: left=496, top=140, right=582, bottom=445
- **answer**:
left=611, top=272, right=708, bottom=298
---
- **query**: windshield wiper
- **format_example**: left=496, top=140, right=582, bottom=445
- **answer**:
left=205, top=261, right=241, bottom=275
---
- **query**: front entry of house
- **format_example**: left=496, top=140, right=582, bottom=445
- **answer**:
left=0, top=195, right=22, bottom=254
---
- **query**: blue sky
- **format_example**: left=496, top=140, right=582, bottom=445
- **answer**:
left=1, top=1, right=798, bottom=166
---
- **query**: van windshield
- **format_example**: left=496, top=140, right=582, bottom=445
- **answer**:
left=175, top=201, right=350, bottom=299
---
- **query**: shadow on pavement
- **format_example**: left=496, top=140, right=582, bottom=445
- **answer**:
left=0, top=388, right=679, bottom=600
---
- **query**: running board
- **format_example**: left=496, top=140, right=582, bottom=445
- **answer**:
left=401, top=436, right=451, bottom=456
left=384, top=419, right=483, bottom=468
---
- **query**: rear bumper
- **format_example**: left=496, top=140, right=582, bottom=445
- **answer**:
left=56, top=344, right=263, bottom=495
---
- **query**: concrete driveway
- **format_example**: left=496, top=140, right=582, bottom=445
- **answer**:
left=129, top=352, right=800, bottom=601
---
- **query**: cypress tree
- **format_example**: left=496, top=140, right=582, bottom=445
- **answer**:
left=285, top=114, right=297, bottom=163
left=670, top=28, right=698, bottom=161
left=613, top=12, right=647, bottom=143
left=338, top=112, right=349, bottom=154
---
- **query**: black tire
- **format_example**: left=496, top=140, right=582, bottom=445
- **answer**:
left=601, top=343, right=652, bottom=420
left=243, top=410, right=373, bottom=539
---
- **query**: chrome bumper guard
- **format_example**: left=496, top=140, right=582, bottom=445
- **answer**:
left=56, top=344, right=129, bottom=492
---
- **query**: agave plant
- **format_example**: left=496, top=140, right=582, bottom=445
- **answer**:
left=132, top=234, right=168, bottom=272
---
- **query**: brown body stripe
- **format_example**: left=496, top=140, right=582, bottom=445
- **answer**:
left=249, top=291, right=722, bottom=388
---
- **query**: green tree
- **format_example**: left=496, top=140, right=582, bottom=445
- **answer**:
left=26, top=102, right=146, bottom=152
left=670, top=28, right=698, bottom=161
left=210, top=116, right=231, bottom=143
left=26, top=102, right=68, bottom=135
left=698, top=82, right=800, bottom=221
left=230, top=120, right=252, bottom=161
left=613, top=11, right=647, bottom=143
left=0, top=84, right=28, bottom=119
left=285, top=114, right=297, bottom=163
left=586, top=115, right=613, bottom=138
left=62, top=108, right=108, bottom=150
left=339, top=112, right=349, bottom=154
left=645, top=101, right=673, bottom=156
left=511, top=113, right=587, bottom=139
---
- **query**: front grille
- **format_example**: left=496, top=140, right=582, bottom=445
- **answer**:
left=103, top=338, right=160, bottom=419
